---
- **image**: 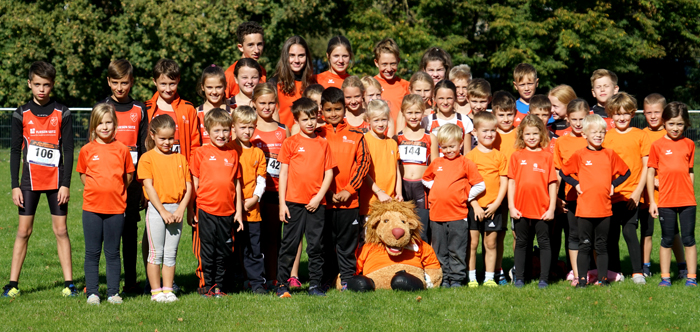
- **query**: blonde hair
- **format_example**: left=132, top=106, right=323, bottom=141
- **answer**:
left=582, top=114, right=608, bottom=134
left=401, top=94, right=425, bottom=114
left=366, top=99, right=390, bottom=119
left=437, top=123, right=463, bottom=145
left=409, top=72, right=434, bottom=92
left=233, top=105, right=258, bottom=124
left=449, top=64, right=472, bottom=81
left=361, top=75, right=382, bottom=92
left=145, top=113, right=176, bottom=151
left=341, top=75, right=365, bottom=95
left=472, top=111, right=498, bottom=130
left=89, top=103, right=118, bottom=142
left=252, top=82, right=278, bottom=103
left=590, top=69, right=618, bottom=87
left=515, top=115, right=549, bottom=149
left=467, top=78, right=491, bottom=99
left=605, top=92, right=637, bottom=116
left=548, top=84, right=577, bottom=106
left=566, top=98, right=590, bottom=116
left=204, top=108, right=233, bottom=132
left=373, top=38, right=400, bottom=61
left=513, top=63, right=537, bottom=83
left=644, top=93, right=666, bottom=107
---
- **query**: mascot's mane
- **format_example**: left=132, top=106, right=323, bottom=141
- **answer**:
left=364, top=200, right=423, bottom=245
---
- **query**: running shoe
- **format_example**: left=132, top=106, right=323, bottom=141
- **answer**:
left=252, top=287, right=269, bottom=295
left=467, top=280, right=479, bottom=288
left=538, top=280, right=548, bottom=289
left=632, top=274, right=646, bottom=285
left=450, top=281, right=462, bottom=288
left=307, top=285, right=326, bottom=297
left=2, top=285, right=19, bottom=298
left=62, top=284, right=79, bottom=297
left=172, top=282, right=181, bottom=294
left=483, top=280, right=498, bottom=287
left=340, top=282, right=348, bottom=292
left=441, top=280, right=451, bottom=289
left=509, top=267, right=516, bottom=284
left=151, top=292, right=167, bottom=302
left=658, top=278, right=672, bottom=287
left=497, top=274, right=508, bottom=286
left=164, top=292, right=178, bottom=302
left=276, top=285, right=291, bottom=298
left=642, top=265, right=652, bottom=277
left=595, top=280, right=610, bottom=287
left=678, top=269, right=688, bottom=280
left=86, top=294, right=100, bottom=305
left=107, top=294, right=123, bottom=304
left=514, top=280, right=525, bottom=288
left=685, top=278, right=697, bottom=287
left=287, top=276, right=302, bottom=289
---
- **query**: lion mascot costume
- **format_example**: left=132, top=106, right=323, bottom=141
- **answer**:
left=346, top=200, right=442, bottom=291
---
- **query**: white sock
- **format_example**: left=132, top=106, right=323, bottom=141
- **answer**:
left=485, top=272, right=495, bottom=281
left=469, top=270, right=477, bottom=282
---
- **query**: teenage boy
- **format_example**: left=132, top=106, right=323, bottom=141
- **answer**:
left=315, top=87, right=370, bottom=290
left=191, top=108, right=244, bottom=297
left=590, top=69, right=618, bottom=129
left=450, top=65, right=473, bottom=115
left=373, top=38, right=410, bottom=126
left=4, top=61, right=76, bottom=298
left=225, top=21, right=267, bottom=98
left=97, top=59, right=148, bottom=293
left=276, top=98, right=336, bottom=298
left=512, top=63, right=538, bottom=126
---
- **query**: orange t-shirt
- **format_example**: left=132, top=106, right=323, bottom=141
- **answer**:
left=360, top=133, right=400, bottom=215
left=422, top=156, right=483, bottom=222
left=553, top=133, right=588, bottom=201
left=643, top=127, right=667, bottom=204
left=277, top=134, right=336, bottom=205
left=513, top=112, right=526, bottom=127
left=356, top=241, right=441, bottom=276
left=76, top=141, right=135, bottom=214
left=191, top=143, right=242, bottom=217
left=137, top=149, right=191, bottom=204
left=316, top=71, right=349, bottom=89
left=251, top=123, right=287, bottom=192
left=562, top=148, right=629, bottom=218
left=508, top=149, right=557, bottom=219
left=224, top=60, right=267, bottom=98
left=232, top=141, right=267, bottom=222
left=648, top=137, right=696, bottom=208
left=374, top=75, right=409, bottom=126
left=276, top=81, right=303, bottom=130
left=493, top=129, right=517, bottom=171
left=465, top=148, right=507, bottom=207
left=603, top=128, right=650, bottom=203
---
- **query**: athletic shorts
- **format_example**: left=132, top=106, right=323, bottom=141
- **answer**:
left=402, top=178, right=427, bottom=210
left=468, top=205, right=505, bottom=232
left=18, top=189, right=68, bottom=216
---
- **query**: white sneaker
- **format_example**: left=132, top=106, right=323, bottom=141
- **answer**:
left=164, top=292, right=178, bottom=302
left=151, top=292, right=167, bottom=302
left=86, top=294, right=100, bottom=305
left=632, top=274, right=647, bottom=285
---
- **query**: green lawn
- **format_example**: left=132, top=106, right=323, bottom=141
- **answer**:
left=0, top=150, right=698, bottom=331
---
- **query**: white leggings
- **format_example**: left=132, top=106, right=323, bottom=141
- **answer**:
left=145, top=202, right=183, bottom=267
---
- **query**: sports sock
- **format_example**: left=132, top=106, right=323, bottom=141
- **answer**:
left=661, top=273, right=671, bottom=280
left=8, top=281, right=18, bottom=289
left=643, top=262, right=651, bottom=267
left=64, top=281, right=74, bottom=288
left=151, top=288, right=162, bottom=296
left=485, top=272, right=495, bottom=281
left=469, top=270, right=477, bottom=282
left=162, top=287, right=173, bottom=294
left=688, top=274, right=697, bottom=279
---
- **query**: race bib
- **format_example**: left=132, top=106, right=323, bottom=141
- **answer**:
left=27, top=140, right=60, bottom=167
left=266, top=157, right=281, bottom=177
left=171, top=139, right=181, bottom=154
left=129, top=146, right=138, bottom=165
left=400, top=145, right=428, bottom=164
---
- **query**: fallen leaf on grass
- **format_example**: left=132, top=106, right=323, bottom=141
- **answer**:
left=138, top=322, right=143, bottom=326
left=178, top=318, right=183, bottom=322
left=566, top=296, right=571, bottom=300
left=649, top=297, right=652, bottom=301
left=594, top=301, right=598, bottom=305
left=416, top=296, right=422, bottom=302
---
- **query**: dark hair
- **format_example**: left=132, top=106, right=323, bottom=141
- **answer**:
left=326, top=36, right=354, bottom=66
left=274, top=36, right=315, bottom=95
left=107, top=59, right=133, bottom=80
left=420, top=47, right=452, bottom=72
left=197, top=65, right=226, bottom=98
left=529, top=94, right=551, bottom=112
left=28, top=61, right=56, bottom=81
left=236, top=21, right=264, bottom=44
left=321, top=87, right=344, bottom=106
left=152, top=59, right=180, bottom=80
left=662, top=101, right=691, bottom=128
left=433, top=80, right=457, bottom=99
left=146, top=113, right=177, bottom=150
left=303, top=84, right=325, bottom=98
left=291, top=97, right=318, bottom=120
left=234, top=58, right=262, bottom=78
left=491, top=91, right=517, bottom=113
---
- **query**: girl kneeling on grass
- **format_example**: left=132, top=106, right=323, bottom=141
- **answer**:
left=139, top=115, right=193, bottom=302
left=77, top=104, right=135, bottom=305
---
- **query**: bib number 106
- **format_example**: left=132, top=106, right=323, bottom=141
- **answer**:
left=36, top=147, right=54, bottom=159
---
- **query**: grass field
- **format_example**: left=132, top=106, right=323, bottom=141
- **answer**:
left=0, top=149, right=698, bottom=331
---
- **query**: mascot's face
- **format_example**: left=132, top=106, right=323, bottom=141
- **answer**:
left=366, top=201, right=421, bottom=256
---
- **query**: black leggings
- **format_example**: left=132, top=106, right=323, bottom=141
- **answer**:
left=513, top=217, right=551, bottom=282
left=608, top=202, right=642, bottom=274
left=659, top=206, right=696, bottom=248
left=19, top=189, right=67, bottom=216
left=83, top=211, right=124, bottom=297
left=577, top=217, right=610, bottom=281
left=565, top=201, right=579, bottom=250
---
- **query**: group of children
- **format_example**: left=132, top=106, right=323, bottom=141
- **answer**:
left=3, top=21, right=697, bottom=303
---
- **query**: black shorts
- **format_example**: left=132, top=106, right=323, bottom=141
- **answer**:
left=468, top=205, right=505, bottom=232
left=18, top=189, right=68, bottom=216
left=402, top=178, right=427, bottom=209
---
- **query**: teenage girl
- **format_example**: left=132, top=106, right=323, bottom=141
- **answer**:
left=270, top=36, right=316, bottom=130
left=232, top=58, right=263, bottom=108
left=317, top=36, right=353, bottom=89
left=395, top=94, right=439, bottom=243
left=423, top=80, right=473, bottom=155
left=548, top=85, right=577, bottom=136
left=77, top=103, right=135, bottom=304
left=507, top=115, right=557, bottom=288
left=196, top=65, right=232, bottom=145
left=290, top=84, right=326, bottom=135
left=419, top=47, right=452, bottom=85
left=341, top=75, right=370, bottom=132
left=396, top=72, right=433, bottom=133
left=361, top=75, right=383, bottom=103
left=647, top=102, right=697, bottom=287
left=250, top=83, right=292, bottom=286
left=139, top=115, right=193, bottom=302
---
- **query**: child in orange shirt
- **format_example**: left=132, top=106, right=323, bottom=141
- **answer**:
left=231, top=106, right=269, bottom=294
left=547, top=85, right=577, bottom=136
left=197, top=65, right=232, bottom=145
left=641, top=93, right=686, bottom=278
left=191, top=108, right=244, bottom=297
left=276, top=98, right=336, bottom=298
left=316, top=87, right=371, bottom=289
left=464, top=78, right=491, bottom=150
left=552, top=99, right=589, bottom=285
left=466, top=112, right=507, bottom=287
left=230, top=58, right=263, bottom=108
left=271, top=36, right=316, bottom=130
left=224, top=21, right=266, bottom=98
left=449, top=65, right=473, bottom=115
left=77, top=104, right=135, bottom=304
left=508, top=115, right=557, bottom=288
left=360, top=100, right=402, bottom=217
left=603, top=92, right=649, bottom=284
left=396, top=94, right=439, bottom=242
left=647, top=102, right=697, bottom=287
left=422, top=123, right=484, bottom=288
left=139, top=115, right=192, bottom=302
left=361, top=75, right=383, bottom=103
left=420, top=47, right=452, bottom=84
left=291, top=84, right=325, bottom=135
left=424, top=80, right=473, bottom=155
left=512, top=63, right=539, bottom=122
left=317, top=36, right=352, bottom=89
left=561, top=114, right=630, bottom=287
left=342, top=76, right=370, bottom=132
left=373, top=38, right=409, bottom=125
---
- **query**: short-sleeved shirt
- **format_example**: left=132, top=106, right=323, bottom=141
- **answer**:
left=422, top=156, right=483, bottom=222
left=553, top=133, right=588, bottom=201
left=603, top=128, right=651, bottom=203
left=493, top=129, right=517, bottom=171
left=138, top=149, right=191, bottom=204
left=317, top=71, right=349, bottom=89
left=356, top=241, right=440, bottom=276
left=233, top=142, right=267, bottom=222
left=648, top=137, right=696, bottom=208
left=643, top=127, right=668, bottom=204
left=360, top=133, right=400, bottom=215
left=191, top=143, right=242, bottom=216
left=465, top=148, right=507, bottom=207
left=508, top=149, right=557, bottom=219
left=562, top=148, right=629, bottom=218
left=277, top=134, right=336, bottom=205
left=76, top=141, right=135, bottom=214
left=374, top=75, right=409, bottom=125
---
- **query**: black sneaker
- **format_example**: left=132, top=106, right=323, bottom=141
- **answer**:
left=276, top=285, right=291, bottom=298
left=308, top=285, right=326, bottom=297
left=643, top=265, right=652, bottom=277
left=253, top=287, right=269, bottom=295
left=678, top=269, right=688, bottom=280
left=172, top=282, right=181, bottom=294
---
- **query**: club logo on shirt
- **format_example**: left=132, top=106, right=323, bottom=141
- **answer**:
left=275, top=131, right=285, bottom=141
left=533, top=164, right=546, bottom=173
left=328, top=79, right=335, bottom=84
left=30, top=128, right=35, bottom=134
left=130, top=113, right=138, bottom=122
left=342, top=136, right=355, bottom=144
left=437, top=166, right=443, bottom=171
left=585, top=160, right=593, bottom=166
left=209, top=155, right=216, bottom=161
left=665, top=149, right=673, bottom=155
left=224, top=158, right=233, bottom=167
left=50, top=117, right=58, bottom=127
left=520, top=160, right=527, bottom=165
left=298, top=147, right=305, bottom=152
left=182, top=115, right=189, bottom=124
left=92, top=155, right=99, bottom=161
left=28, top=120, right=34, bottom=125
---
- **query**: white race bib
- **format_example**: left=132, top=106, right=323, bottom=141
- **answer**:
left=400, top=145, right=428, bottom=164
left=130, top=151, right=138, bottom=165
left=171, top=140, right=181, bottom=154
left=266, top=157, right=281, bottom=177
left=27, top=141, right=60, bottom=167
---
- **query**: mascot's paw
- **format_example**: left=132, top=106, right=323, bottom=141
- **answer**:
left=391, top=270, right=425, bottom=291
left=347, top=275, right=376, bottom=292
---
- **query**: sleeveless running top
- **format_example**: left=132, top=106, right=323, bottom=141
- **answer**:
left=20, top=103, right=64, bottom=190
left=397, top=130, right=432, bottom=166
left=251, top=123, right=287, bottom=191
